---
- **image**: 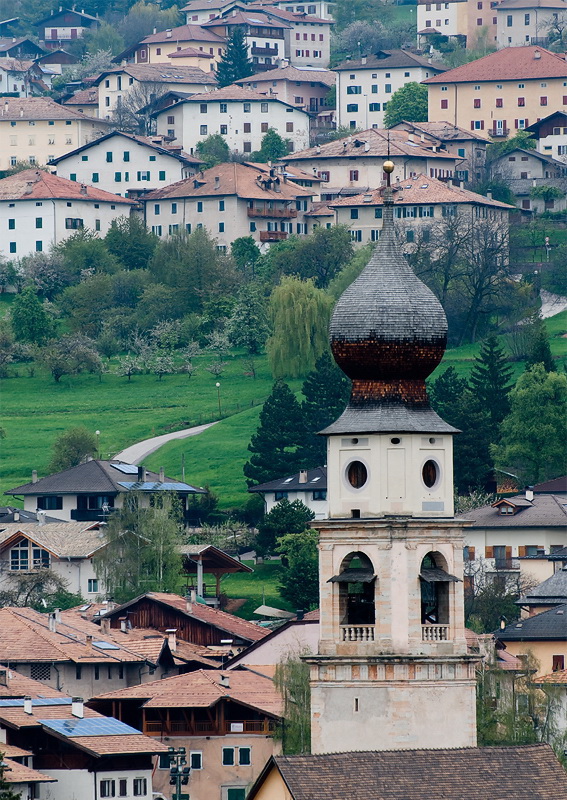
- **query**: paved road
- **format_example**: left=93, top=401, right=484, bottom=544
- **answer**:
left=114, top=422, right=218, bottom=465
left=540, top=290, right=567, bottom=320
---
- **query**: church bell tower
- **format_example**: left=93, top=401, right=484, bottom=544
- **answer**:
left=306, top=162, right=478, bottom=754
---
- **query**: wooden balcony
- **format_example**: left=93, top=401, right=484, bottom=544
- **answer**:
left=341, top=625, right=375, bottom=642
left=421, top=624, right=449, bottom=642
left=259, top=230, right=288, bottom=242
left=250, top=45, right=279, bottom=55
left=248, top=207, right=297, bottom=219
left=143, top=719, right=275, bottom=737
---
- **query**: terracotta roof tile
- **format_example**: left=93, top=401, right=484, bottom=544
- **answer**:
left=169, top=46, right=214, bottom=57
left=288, top=128, right=459, bottom=161
left=538, top=666, right=567, bottom=683
left=0, top=665, right=65, bottom=700
left=62, top=87, right=98, bottom=105
left=176, top=83, right=298, bottom=104
left=0, top=170, right=133, bottom=204
left=2, top=758, right=56, bottom=784
left=203, top=9, right=290, bottom=28
left=0, top=744, right=33, bottom=758
left=91, top=668, right=283, bottom=717
left=424, top=45, right=567, bottom=84
left=98, top=64, right=217, bottom=85
left=66, top=733, right=167, bottom=756
left=235, top=65, right=335, bottom=87
left=0, top=96, right=102, bottom=121
left=335, top=49, right=446, bottom=72
left=139, top=23, right=226, bottom=44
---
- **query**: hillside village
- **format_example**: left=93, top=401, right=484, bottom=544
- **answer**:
left=0, top=0, right=567, bottom=798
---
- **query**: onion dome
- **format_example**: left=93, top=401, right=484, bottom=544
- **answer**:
left=323, top=175, right=457, bottom=436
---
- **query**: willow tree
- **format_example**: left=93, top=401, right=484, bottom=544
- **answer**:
left=267, top=276, right=332, bottom=378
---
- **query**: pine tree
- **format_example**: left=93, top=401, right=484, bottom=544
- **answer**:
left=300, top=352, right=351, bottom=467
left=469, top=336, right=514, bottom=431
left=216, top=27, right=254, bottom=87
left=255, top=497, right=314, bottom=556
left=428, top=367, right=468, bottom=421
left=525, top=315, right=554, bottom=372
left=244, top=380, right=306, bottom=486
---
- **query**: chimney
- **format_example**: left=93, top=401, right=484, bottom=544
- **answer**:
left=299, top=469, right=308, bottom=483
left=37, top=510, right=46, bottom=526
left=159, top=466, right=165, bottom=482
left=534, top=50, right=541, bottom=59
left=153, top=27, right=157, bottom=34
left=214, top=175, right=220, bottom=189
left=119, top=617, right=128, bottom=633
left=32, top=469, right=38, bottom=483
left=13, top=511, right=19, bottom=522
left=220, top=674, right=230, bottom=688
left=296, top=609, right=304, bottom=620
left=24, top=697, right=33, bottom=715
left=486, top=190, right=492, bottom=199
left=71, top=697, right=84, bottom=719
left=85, top=634, right=93, bottom=651
left=100, top=617, right=111, bottom=635
left=525, top=486, right=534, bottom=502
left=80, top=184, right=87, bottom=195
left=186, top=589, right=196, bottom=613
left=166, top=628, right=177, bottom=652
left=166, top=29, right=172, bottom=38
left=361, top=55, right=366, bottom=65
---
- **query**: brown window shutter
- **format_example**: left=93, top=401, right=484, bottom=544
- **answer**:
left=518, top=546, right=526, bottom=557
left=469, top=546, right=475, bottom=561
left=505, top=546, right=512, bottom=560
left=485, top=546, right=494, bottom=558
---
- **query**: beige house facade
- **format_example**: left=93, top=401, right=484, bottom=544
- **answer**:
left=424, top=45, right=567, bottom=139
left=417, top=0, right=469, bottom=39
left=114, top=23, right=227, bottom=66
left=496, top=0, right=567, bottom=47
left=235, top=64, right=335, bottom=113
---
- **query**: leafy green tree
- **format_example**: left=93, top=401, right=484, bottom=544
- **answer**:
left=94, top=494, right=184, bottom=603
left=267, top=276, right=333, bottom=378
left=250, top=129, right=289, bottom=162
left=277, top=528, right=319, bottom=610
left=148, top=351, right=175, bottom=380
left=195, top=133, right=230, bottom=168
left=216, top=27, right=253, bottom=87
left=105, top=216, right=158, bottom=270
left=301, top=352, right=351, bottom=467
left=265, top=226, right=353, bottom=289
left=529, top=185, right=566, bottom=204
left=494, top=364, right=567, bottom=484
left=524, top=314, right=554, bottom=372
left=486, top=130, right=536, bottom=162
left=0, top=568, right=84, bottom=613
left=469, top=336, right=514, bottom=432
left=255, top=497, right=315, bottom=556
left=115, top=354, right=142, bottom=381
left=10, top=286, right=53, bottom=344
left=244, top=381, right=306, bottom=487
left=49, top=425, right=98, bottom=471
left=117, top=1, right=182, bottom=49
left=227, top=283, right=270, bottom=354
left=231, top=236, right=262, bottom=279
left=39, top=334, right=102, bottom=383
left=61, top=273, right=114, bottom=338
left=84, top=22, right=125, bottom=55
left=56, top=229, right=120, bottom=278
left=274, top=652, right=311, bottom=755
left=17, top=251, right=71, bottom=300
left=383, top=82, right=428, bottom=128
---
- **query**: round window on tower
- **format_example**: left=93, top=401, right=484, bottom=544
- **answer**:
left=422, top=460, right=439, bottom=489
left=347, top=460, right=368, bottom=489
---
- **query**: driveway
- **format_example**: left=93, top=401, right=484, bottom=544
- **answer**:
left=114, top=422, right=218, bottom=465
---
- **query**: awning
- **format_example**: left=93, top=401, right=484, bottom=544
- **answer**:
left=328, top=569, right=376, bottom=584
left=420, top=568, right=461, bottom=583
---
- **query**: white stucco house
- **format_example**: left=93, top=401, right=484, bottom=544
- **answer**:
left=249, top=466, right=328, bottom=518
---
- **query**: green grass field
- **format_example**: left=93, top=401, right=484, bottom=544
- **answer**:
left=219, top=561, right=293, bottom=620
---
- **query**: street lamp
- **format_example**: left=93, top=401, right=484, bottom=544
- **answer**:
left=168, top=746, right=190, bottom=799
left=95, top=430, right=100, bottom=459
left=215, top=382, right=222, bottom=418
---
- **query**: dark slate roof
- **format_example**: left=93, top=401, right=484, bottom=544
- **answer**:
left=6, top=461, right=206, bottom=496
left=248, top=745, right=567, bottom=800
left=249, top=467, right=327, bottom=493
left=497, top=604, right=567, bottom=641
left=457, top=493, right=567, bottom=528
left=334, top=49, right=447, bottom=73
left=0, top=507, right=63, bottom=524
left=321, top=403, right=458, bottom=436
left=548, top=546, right=567, bottom=561
left=535, top=476, right=567, bottom=494
left=517, top=569, right=567, bottom=607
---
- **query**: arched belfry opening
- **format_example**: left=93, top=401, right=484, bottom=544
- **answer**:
left=329, top=552, right=376, bottom=626
left=419, top=552, right=460, bottom=629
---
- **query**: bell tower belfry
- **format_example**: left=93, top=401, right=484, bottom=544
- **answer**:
left=306, top=163, right=478, bottom=754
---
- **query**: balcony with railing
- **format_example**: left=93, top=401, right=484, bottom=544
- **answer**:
left=489, top=128, right=510, bottom=138
left=421, top=624, right=449, bottom=642
left=248, top=207, right=297, bottom=218
left=341, top=625, right=375, bottom=642
left=260, top=230, right=288, bottom=242
left=251, top=45, right=279, bottom=56
left=71, top=508, right=110, bottom=521
left=143, top=719, right=275, bottom=737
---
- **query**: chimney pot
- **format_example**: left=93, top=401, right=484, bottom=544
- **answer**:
left=299, top=469, right=308, bottom=484
left=525, top=486, right=534, bottom=502
left=166, top=628, right=177, bottom=652
left=32, top=470, right=38, bottom=483
left=85, top=634, right=93, bottom=651
left=159, top=466, right=165, bottom=482
left=71, top=697, right=84, bottom=718
left=220, top=674, right=230, bottom=688
left=100, top=617, right=111, bottom=635
left=13, top=511, right=19, bottom=522
left=119, top=617, right=128, bottom=633
left=24, top=697, right=33, bottom=715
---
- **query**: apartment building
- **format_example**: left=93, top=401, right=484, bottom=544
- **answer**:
left=36, top=7, right=100, bottom=50
left=466, top=0, right=500, bottom=46
left=0, top=170, right=133, bottom=258
left=183, top=0, right=240, bottom=23
left=114, top=23, right=227, bottom=67
left=328, top=173, right=513, bottom=245
left=235, top=64, right=335, bottom=112
left=202, top=8, right=290, bottom=71
left=141, top=161, right=315, bottom=249
left=334, top=50, right=447, bottom=130
left=50, top=130, right=202, bottom=196
left=95, top=64, right=218, bottom=120
left=0, top=57, right=33, bottom=97
left=417, top=0, right=468, bottom=39
left=154, top=85, right=311, bottom=154
left=496, top=0, right=567, bottom=47
left=284, top=128, right=460, bottom=200
left=490, top=146, right=567, bottom=211
left=424, top=45, right=567, bottom=139
left=0, top=97, right=108, bottom=172
left=254, top=0, right=335, bottom=20
left=248, top=3, right=333, bottom=67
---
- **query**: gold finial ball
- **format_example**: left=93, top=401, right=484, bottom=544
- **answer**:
left=383, top=160, right=395, bottom=174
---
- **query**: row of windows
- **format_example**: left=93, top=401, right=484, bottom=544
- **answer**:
left=100, top=777, right=147, bottom=797
left=294, top=49, right=323, bottom=57
left=274, top=490, right=327, bottom=501
left=295, top=32, right=325, bottom=40
left=87, top=171, right=166, bottom=183
left=349, top=205, right=436, bottom=220
left=9, top=136, right=73, bottom=146
left=347, top=84, right=394, bottom=96
left=30, top=661, right=124, bottom=681
left=197, top=122, right=295, bottom=135
left=151, top=221, right=310, bottom=237
left=10, top=541, right=50, bottom=571
left=346, top=103, right=384, bottom=112
left=8, top=120, right=74, bottom=127
left=443, top=96, right=551, bottom=110
left=471, top=119, right=529, bottom=130
left=102, top=151, right=161, bottom=163
left=9, top=241, right=44, bottom=253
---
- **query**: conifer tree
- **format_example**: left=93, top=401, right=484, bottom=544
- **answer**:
left=469, top=336, right=513, bottom=431
left=525, top=315, right=554, bottom=372
left=244, top=380, right=306, bottom=486
left=216, top=27, right=254, bottom=87
left=255, top=497, right=314, bottom=556
left=300, top=352, right=351, bottom=467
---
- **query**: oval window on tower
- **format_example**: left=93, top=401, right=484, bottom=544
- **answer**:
left=347, top=461, right=368, bottom=489
left=422, top=460, right=438, bottom=488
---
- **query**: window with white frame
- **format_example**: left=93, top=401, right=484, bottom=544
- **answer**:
left=100, top=780, right=115, bottom=797
left=10, top=539, right=50, bottom=571
left=133, top=777, right=147, bottom=796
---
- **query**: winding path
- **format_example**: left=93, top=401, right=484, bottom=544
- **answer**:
left=114, top=422, right=219, bottom=465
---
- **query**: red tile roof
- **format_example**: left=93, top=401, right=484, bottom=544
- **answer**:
left=2, top=758, right=56, bottom=785
left=0, top=96, right=102, bottom=121
left=169, top=46, right=214, bottom=58
left=0, top=170, right=133, bottom=203
left=424, top=46, right=567, bottom=84
left=0, top=665, right=64, bottom=699
left=140, top=23, right=226, bottom=44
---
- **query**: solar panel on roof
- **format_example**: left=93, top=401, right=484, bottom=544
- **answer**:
left=111, top=464, right=139, bottom=474
left=0, top=698, right=72, bottom=707
left=117, top=481, right=194, bottom=491
left=40, top=717, right=141, bottom=737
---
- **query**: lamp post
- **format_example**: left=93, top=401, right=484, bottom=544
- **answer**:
left=95, top=430, right=100, bottom=459
left=215, top=382, right=222, bottom=418
left=168, top=746, right=189, bottom=800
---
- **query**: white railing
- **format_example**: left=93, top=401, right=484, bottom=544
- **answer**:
left=421, top=625, right=449, bottom=642
left=341, top=625, right=375, bottom=642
